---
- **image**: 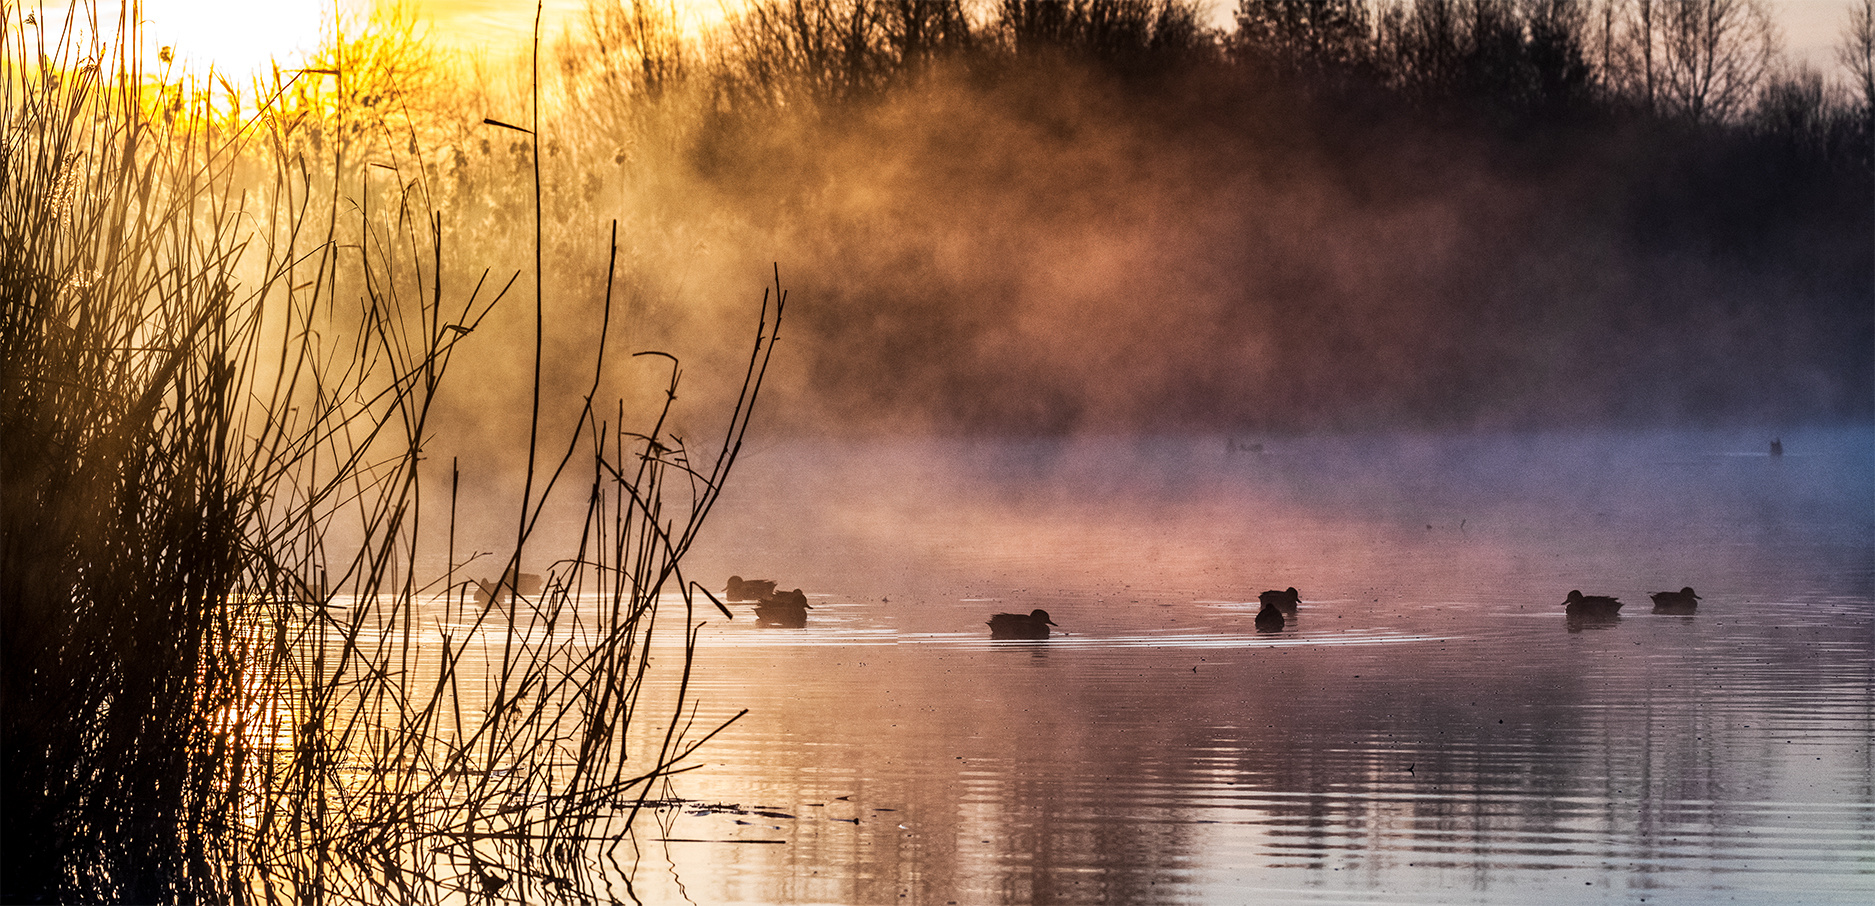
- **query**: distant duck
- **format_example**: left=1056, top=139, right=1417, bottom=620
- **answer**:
left=1770, top=438, right=1783, bottom=456
left=472, top=567, right=543, bottom=604
left=726, top=576, right=777, bottom=602
left=1650, top=586, right=1701, bottom=614
left=1254, top=600, right=1285, bottom=631
left=988, top=609, right=1057, bottom=640
left=1259, top=587, right=1302, bottom=614
left=471, top=577, right=499, bottom=605
left=1562, top=590, right=1623, bottom=616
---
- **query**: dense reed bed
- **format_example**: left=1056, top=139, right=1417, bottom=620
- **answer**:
left=1, top=5, right=782, bottom=903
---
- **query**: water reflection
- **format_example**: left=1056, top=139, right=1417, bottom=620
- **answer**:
left=591, top=427, right=1874, bottom=904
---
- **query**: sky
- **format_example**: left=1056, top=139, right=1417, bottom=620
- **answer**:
left=30, top=0, right=1868, bottom=84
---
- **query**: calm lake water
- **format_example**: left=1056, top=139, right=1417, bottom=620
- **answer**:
left=579, top=427, right=1873, bottom=905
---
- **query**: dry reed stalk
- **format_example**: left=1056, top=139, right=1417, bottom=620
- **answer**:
left=2, top=3, right=783, bottom=902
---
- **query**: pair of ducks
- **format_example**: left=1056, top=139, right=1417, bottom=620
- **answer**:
left=1563, top=587, right=1702, bottom=616
left=989, top=586, right=1308, bottom=640
left=737, top=574, right=1066, bottom=638
left=726, top=576, right=812, bottom=628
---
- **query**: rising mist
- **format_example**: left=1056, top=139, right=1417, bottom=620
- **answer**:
left=348, top=0, right=1875, bottom=448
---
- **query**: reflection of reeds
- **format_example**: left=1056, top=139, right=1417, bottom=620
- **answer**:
left=1, top=5, right=782, bottom=903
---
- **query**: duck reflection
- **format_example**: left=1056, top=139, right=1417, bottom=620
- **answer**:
left=1650, top=586, right=1701, bottom=614
left=1565, top=610, right=1622, bottom=632
left=989, top=608, right=1057, bottom=640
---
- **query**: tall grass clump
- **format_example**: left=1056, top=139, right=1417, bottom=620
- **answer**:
left=2, top=3, right=784, bottom=903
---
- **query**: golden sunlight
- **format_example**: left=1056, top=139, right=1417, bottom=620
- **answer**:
left=125, top=0, right=743, bottom=76
left=137, top=0, right=341, bottom=77
left=414, top=0, right=734, bottom=55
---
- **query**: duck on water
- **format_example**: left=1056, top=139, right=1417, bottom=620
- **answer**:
left=989, top=609, right=1057, bottom=640
left=1563, top=590, right=1623, bottom=616
left=1259, top=587, right=1302, bottom=613
left=726, top=576, right=778, bottom=602
left=755, top=588, right=811, bottom=628
left=1650, top=586, right=1700, bottom=614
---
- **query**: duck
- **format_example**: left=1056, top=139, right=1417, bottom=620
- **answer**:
left=1562, top=590, right=1623, bottom=616
left=1254, top=600, right=1286, bottom=631
left=1259, top=587, right=1302, bottom=613
left=726, top=575, right=778, bottom=602
left=988, top=608, right=1057, bottom=640
left=754, top=588, right=811, bottom=628
left=1649, top=586, right=1700, bottom=614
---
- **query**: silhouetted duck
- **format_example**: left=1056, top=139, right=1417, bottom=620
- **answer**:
left=1254, top=600, right=1285, bottom=631
left=1259, top=587, right=1302, bottom=613
left=471, top=567, right=543, bottom=605
left=754, top=588, right=810, bottom=628
left=1562, top=590, right=1623, bottom=616
left=1649, top=586, right=1700, bottom=614
left=988, top=609, right=1056, bottom=640
left=1770, top=438, right=1783, bottom=456
left=471, top=577, right=499, bottom=605
left=726, top=576, right=777, bottom=602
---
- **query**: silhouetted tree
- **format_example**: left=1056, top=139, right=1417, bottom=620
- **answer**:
left=1606, top=0, right=1778, bottom=124
left=1365, top=0, right=1592, bottom=122
left=716, top=0, right=893, bottom=104
left=582, top=0, right=690, bottom=99
left=1229, top=0, right=1372, bottom=82
left=1840, top=0, right=1875, bottom=159
left=1374, top=0, right=1463, bottom=101
left=879, top=0, right=974, bottom=69
left=1522, top=0, right=1596, bottom=114
left=994, top=0, right=1214, bottom=73
left=1751, top=62, right=1830, bottom=153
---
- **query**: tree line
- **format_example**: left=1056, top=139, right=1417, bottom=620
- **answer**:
left=314, top=1, right=1874, bottom=434
left=559, top=0, right=1874, bottom=154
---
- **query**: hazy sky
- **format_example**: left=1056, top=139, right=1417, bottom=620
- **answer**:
left=93, top=0, right=1870, bottom=82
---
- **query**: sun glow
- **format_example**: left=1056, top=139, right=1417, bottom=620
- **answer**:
left=135, top=0, right=342, bottom=78
left=115, top=1, right=744, bottom=77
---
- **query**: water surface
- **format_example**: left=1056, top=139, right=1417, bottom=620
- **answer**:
left=590, top=427, right=1873, bottom=904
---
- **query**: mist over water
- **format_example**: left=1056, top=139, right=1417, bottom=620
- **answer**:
left=404, top=32, right=1871, bottom=459
left=277, top=13, right=1873, bottom=897
left=15, top=2, right=1874, bottom=901
left=536, top=425, right=1875, bottom=905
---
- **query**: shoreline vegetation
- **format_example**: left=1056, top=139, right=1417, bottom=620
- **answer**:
left=3, top=2, right=783, bottom=902
left=1, top=0, right=1869, bottom=903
